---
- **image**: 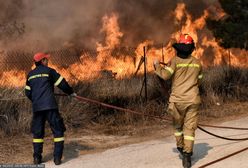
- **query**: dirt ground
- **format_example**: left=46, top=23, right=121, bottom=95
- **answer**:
left=0, top=101, right=247, bottom=164
left=45, top=116, right=248, bottom=168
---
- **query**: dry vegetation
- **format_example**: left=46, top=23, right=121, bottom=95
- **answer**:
left=0, top=65, right=247, bottom=163
left=0, top=65, right=247, bottom=136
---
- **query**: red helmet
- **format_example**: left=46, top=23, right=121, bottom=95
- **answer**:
left=33, top=52, right=50, bottom=62
left=179, top=34, right=194, bottom=44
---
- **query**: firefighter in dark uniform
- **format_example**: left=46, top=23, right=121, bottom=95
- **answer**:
left=25, top=52, right=76, bottom=165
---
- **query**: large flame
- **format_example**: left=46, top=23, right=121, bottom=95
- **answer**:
left=0, top=3, right=247, bottom=88
left=166, top=3, right=248, bottom=67
left=97, top=13, right=123, bottom=51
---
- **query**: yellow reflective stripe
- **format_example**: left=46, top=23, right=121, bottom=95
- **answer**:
left=176, top=64, right=200, bottom=68
left=54, top=76, right=64, bottom=86
left=198, top=74, right=203, bottom=79
left=28, top=74, right=49, bottom=81
left=25, top=85, right=31, bottom=90
left=54, top=137, right=65, bottom=142
left=33, top=139, right=44, bottom=143
left=164, top=66, right=174, bottom=75
left=184, top=135, right=195, bottom=141
left=174, top=132, right=183, bottom=136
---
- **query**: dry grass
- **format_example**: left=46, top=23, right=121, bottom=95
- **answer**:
left=0, top=65, right=247, bottom=164
left=200, top=66, right=248, bottom=107
left=0, top=65, right=247, bottom=136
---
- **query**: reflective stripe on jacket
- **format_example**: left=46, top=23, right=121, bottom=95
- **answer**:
left=154, top=55, right=202, bottom=103
left=25, top=65, right=73, bottom=112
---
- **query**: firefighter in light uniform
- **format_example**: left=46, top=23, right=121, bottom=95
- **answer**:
left=25, top=53, right=76, bottom=165
left=154, top=34, right=203, bottom=168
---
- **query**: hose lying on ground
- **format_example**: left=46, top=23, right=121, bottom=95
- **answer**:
left=198, top=147, right=248, bottom=168
left=55, top=94, right=248, bottom=167
left=56, top=93, right=248, bottom=141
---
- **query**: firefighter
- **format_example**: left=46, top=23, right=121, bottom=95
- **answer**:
left=153, top=34, right=203, bottom=168
left=25, top=52, right=76, bottom=165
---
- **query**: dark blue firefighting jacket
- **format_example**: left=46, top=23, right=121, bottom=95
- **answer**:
left=25, top=65, right=73, bottom=112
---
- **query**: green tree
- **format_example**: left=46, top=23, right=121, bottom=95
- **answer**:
left=207, top=0, right=248, bottom=49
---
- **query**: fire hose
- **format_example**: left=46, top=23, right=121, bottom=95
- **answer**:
left=56, top=94, right=248, bottom=167
left=198, top=147, right=248, bottom=168
left=56, top=93, right=248, bottom=140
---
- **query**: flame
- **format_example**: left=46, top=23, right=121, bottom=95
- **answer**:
left=0, top=3, right=247, bottom=88
left=0, top=70, right=26, bottom=88
left=97, top=13, right=123, bottom=51
left=171, top=3, right=209, bottom=53
left=166, top=3, right=248, bottom=67
left=174, top=3, right=186, bottom=23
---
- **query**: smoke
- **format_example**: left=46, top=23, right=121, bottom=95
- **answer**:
left=0, top=0, right=25, bottom=45
left=0, top=0, right=218, bottom=51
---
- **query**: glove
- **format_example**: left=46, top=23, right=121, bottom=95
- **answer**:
left=70, top=93, right=77, bottom=98
left=153, top=59, right=159, bottom=70
left=153, top=59, right=159, bottom=65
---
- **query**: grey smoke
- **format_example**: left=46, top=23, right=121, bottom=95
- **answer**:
left=0, top=0, right=218, bottom=51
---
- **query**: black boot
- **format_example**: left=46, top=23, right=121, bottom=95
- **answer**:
left=54, top=157, right=62, bottom=165
left=177, top=147, right=184, bottom=156
left=33, top=156, right=42, bottom=164
left=33, top=141, right=43, bottom=164
left=54, top=141, right=64, bottom=165
left=183, top=152, right=191, bottom=168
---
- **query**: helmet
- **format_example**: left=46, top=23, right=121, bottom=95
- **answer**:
left=33, top=52, right=50, bottom=62
left=179, top=34, right=193, bottom=44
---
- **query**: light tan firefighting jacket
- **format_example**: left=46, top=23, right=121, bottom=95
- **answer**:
left=154, top=55, right=203, bottom=104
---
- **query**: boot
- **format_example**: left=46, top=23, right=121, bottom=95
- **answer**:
left=182, top=152, right=191, bottom=168
left=54, top=157, right=62, bottom=165
left=54, top=141, right=64, bottom=165
left=33, top=142, right=43, bottom=164
left=177, top=147, right=184, bottom=156
left=33, top=156, right=42, bottom=164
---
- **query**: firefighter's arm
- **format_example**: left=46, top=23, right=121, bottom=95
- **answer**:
left=198, top=66, right=203, bottom=80
left=198, top=73, right=203, bottom=81
left=24, top=79, right=32, bottom=100
left=198, top=65, right=203, bottom=86
left=50, top=69, right=74, bottom=95
left=153, top=60, right=174, bottom=80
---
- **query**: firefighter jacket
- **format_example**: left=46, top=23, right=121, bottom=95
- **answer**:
left=25, top=64, right=74, bottom=112
left=154, top=55, right=203, bottom=104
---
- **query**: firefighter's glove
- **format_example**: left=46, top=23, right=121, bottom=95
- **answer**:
left=70, top=93, right=77, bottom=98
left=153, top=59, right=159, bottom=70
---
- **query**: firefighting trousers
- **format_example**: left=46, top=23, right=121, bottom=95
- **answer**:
left=31, top=109, right=66, bottom=159
left=167, top=102, right=199, bottom=153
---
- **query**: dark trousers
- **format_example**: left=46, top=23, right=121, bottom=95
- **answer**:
left=31, top=109, right=66, bottom=159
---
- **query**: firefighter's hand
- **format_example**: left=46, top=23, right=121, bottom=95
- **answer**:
left=153, top=59, right=159, bottom=70
left=70, top=93, right=77, bottom=98
left=153, top=59, right=159, bottom=65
